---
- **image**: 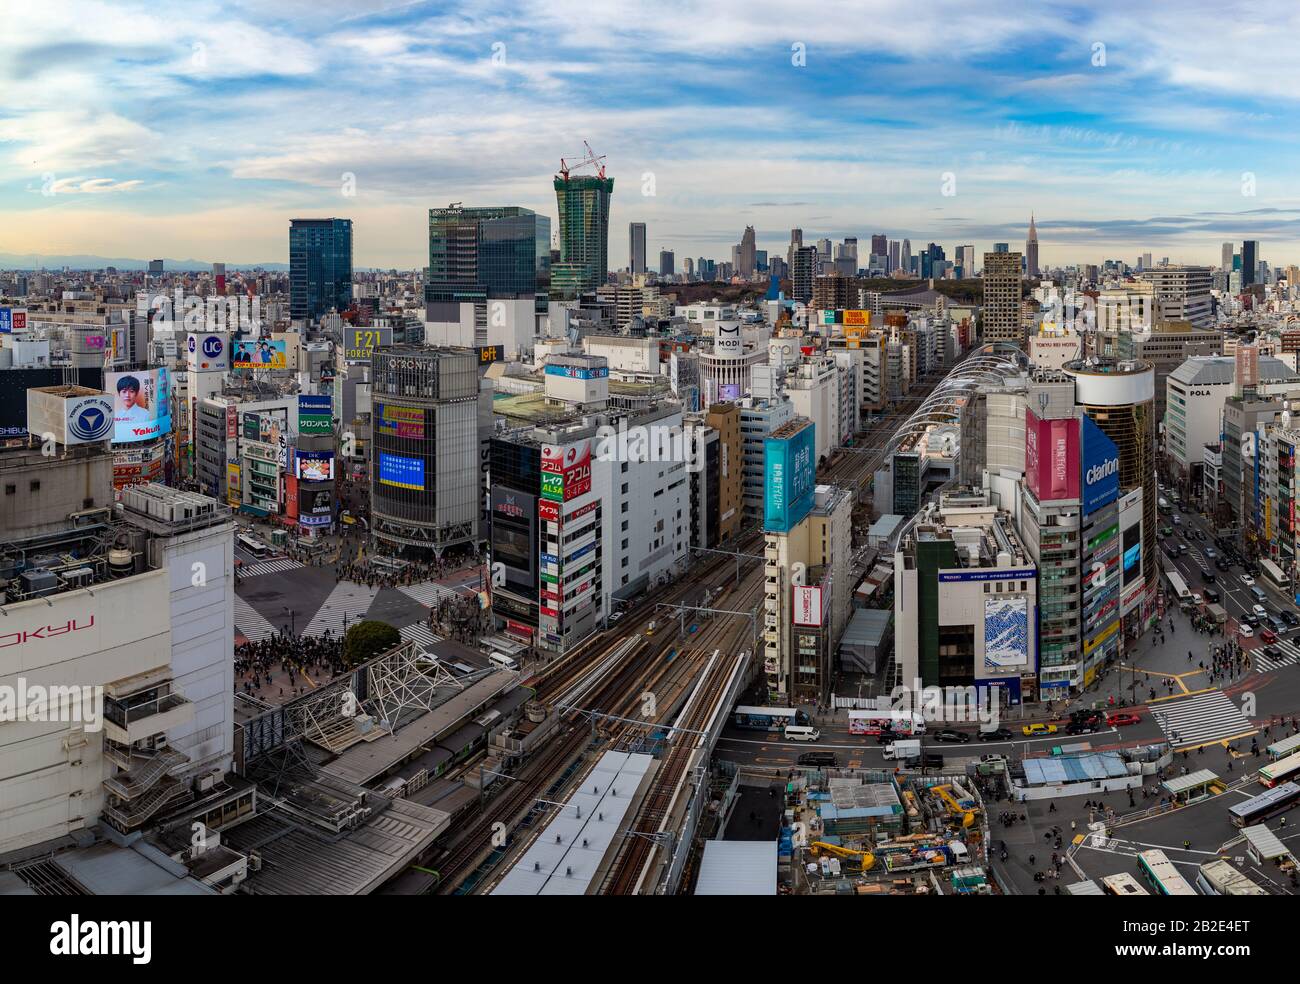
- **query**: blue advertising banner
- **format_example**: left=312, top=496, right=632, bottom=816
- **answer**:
left=763, top=422, right=815, bottom=533
left=1081, top=414, right=1120, bottom=515
left=378, top=452, right=424, bottom=490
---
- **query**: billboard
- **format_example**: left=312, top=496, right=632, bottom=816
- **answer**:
left=763, top=422, right=815, bottom=533
left=0, top=307, right=27, bottom=334
left=544, top=363, right=608, bottom=380
left=792, top=585, right=823, bottom=626
left=714, top=322, right=743, bottom=358
left=1122, top=521, right=1142, bottom=586
left=27, top=389, right=113, bottom=446
left=295, top=450, right=334, bottom=482
left=187, top=332, right=230, bottom=372
left=298, top=394, right=332, bottom=435
left=1081, top=414, right=1120, bottom=515
left=232, top=338, right=287, bottom=369
left=303, top=488, right=333, bottom=515
left=1024, top=410, right=1080, bottom=502
left=374, top=402, right=425, bottom=439
left=983, top=596, right=1030, bottom=670
left=540, top=440, right=592, bottom=502
left=718, top=383, right=742, bottom=401
left=378, top=452, right=424, bottom=490
left=108, top=368, right=172, bottom=443
left=345, top=326, right=393, bottom=362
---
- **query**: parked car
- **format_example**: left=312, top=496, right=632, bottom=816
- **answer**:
left=1022, top=723, right=1058, bottom=737
left=933, top=729, right=972, bottom=744
left=1107, top=712, right=1141, bottom=727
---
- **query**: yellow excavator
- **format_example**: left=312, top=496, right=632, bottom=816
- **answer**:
left=809, top=841, right=876, bottom=871
left=932, top=784, right=978, bottom=829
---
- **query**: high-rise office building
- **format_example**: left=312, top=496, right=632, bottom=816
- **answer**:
left=791, top=245, right=818, bottom=303
left=289, top=218, right=353, bottom=324
left=993, top=242, right=1009, bottom=253
left=551, top=173, right=614, bottom=298
left=736, top=225, right=757, bottom=278
left=1025, top=214, right=1040, bottom=277
left=629, top=222, right=647, bottom=275
left=982, top=251, right=1023, bottom=345
left=1221, top=242, right=1234, bottom=272
left=888, top=240, right=900, bottom=274
left=659, top=250, right=675, bottom=277
left=870, top=234, right=887, bottom=258
left=1135, top=265, right=1213, bottom=329
left=424, top=205, right=550, bottom=307
left=1242, top=240, right=1259, bottom=287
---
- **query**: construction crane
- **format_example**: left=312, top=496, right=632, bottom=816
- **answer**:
left=558, top=141, right=606, bottom=180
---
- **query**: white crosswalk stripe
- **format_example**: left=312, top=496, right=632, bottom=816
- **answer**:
left=1256, top=639, right=1300, bottom=673
left=1149, top=690, right=1256, bottom=748
left=399, top=622, right=444, bottom=652
left=238, top=558, right=303, bottom=578
left=301, top=582, right=380, bottom=637
left=397, top=581, right=462, bottom=608
left=233, top=594, right=280, bottom=642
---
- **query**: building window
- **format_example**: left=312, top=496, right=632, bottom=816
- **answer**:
left=3, top=484, right=13, bottom=495
left=29, top=481, right=39, bottom=492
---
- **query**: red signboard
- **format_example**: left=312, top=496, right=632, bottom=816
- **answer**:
left=538, top=499, right=560, bottom=523
left=1025, top=410, right=1080, bottom=502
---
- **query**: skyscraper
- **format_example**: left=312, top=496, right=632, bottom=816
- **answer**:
left=1242, top=240, right=1259, bottom=287
left=1221, top=242, right=1234, bottom=272
left=1026, top=214, right=1040, bottom=277
left=289, top=218, right=353, bottom=324
left=888, top=240, right=900, bottom=274
left=629, top=222, right=647, bottom=275
left=870, top=234, right=888, bottom=258
left=901, top=238, right=912, bottom=274
left=659, top=249, right=675, bottom=276
left=552, top=172, right=614, bottom=298
left=982, top=251, right=1023, bottom=345
left=424, top=205, right=550, bottom=307
left=791, top=245, right=818, bottom=303
left=787, top=228, right=803, bottom=268
left=737, top=225, right=757, bottom=277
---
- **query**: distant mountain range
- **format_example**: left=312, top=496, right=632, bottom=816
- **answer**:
left=0, top=252, right=290, bottom=272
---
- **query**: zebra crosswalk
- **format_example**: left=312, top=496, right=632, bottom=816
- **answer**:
left=397, top=581, right=462, bottom=608
left=399, top=622, right=443, bottom=652
left=233, top=594, right=280, bottom=642
left=300, top=582, right=380, bottom=638
left=1149, top=690, right=1256, bottom=748
left=1255, top=639, right=1300, bottom=673
left=238, top=558, right=303, bottom=578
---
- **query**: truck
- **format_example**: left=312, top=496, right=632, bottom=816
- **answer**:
left=884, top=739, right=922, bottom=761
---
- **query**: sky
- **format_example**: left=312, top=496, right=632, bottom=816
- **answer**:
left=6, top=0, right=1300, bottom=270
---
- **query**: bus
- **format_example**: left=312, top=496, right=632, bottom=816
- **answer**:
left=1101, top=872, right=1150, bottom=896
left=1258, top=751, right=1300, bottom=788
left=1164, top=568, right=1190, bottom=602
left=1196, top=859, right=1268, bottom=896
left=848, top=708, right=927, bottom=736
left=1232, top=783, right=1300, bottom=828
left=237, top=533, right=269, bottom=559
left=1137, top=849, right=1198, bottom=896
left=1266, top=734, right=1300, bottom=761
left=733, top=706, right=805, bottom=732
left=1260, top=557, right=1290, bottom=595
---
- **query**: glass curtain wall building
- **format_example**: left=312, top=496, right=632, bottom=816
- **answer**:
left=551, top=174, right=614, bottom=299
left=289, top=218, right=353, bottom=324
left=424, top=205, right=551, bottom=309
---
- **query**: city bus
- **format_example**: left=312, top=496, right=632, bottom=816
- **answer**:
left=1258, top=751, right=1300, bottom=788
left=1260, top=557, right=1290, bottom=596
left=1196, top=859, right=1269, bottom=896
left=847, top=708, right=927, bottom=736
left=1101, top=872, right=1150, bottom=896
left=1137, top=849, right=1198, bottom=896
left=1266, top=734, right=1300, bottom=761
left=733, top=706, right=805, bottom=732
left=237, top=533, right=269, bottom=559
left=1164, top=568, right=1190, bottom=602
left=1230, top=782, right=1300, bottom=827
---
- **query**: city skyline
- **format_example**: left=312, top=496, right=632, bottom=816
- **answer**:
left=7, top=1, right=1300, bottom=269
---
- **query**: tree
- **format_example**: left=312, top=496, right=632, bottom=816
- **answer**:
left=343, top=620, right=400, bottom=668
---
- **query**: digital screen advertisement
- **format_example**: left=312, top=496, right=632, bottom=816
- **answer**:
left=378, top=452, right=425, bottom=490
left=296, top=450, right=335, bottom=482
left=232, top=338, right=287, bottom=369
left=108, top=368, right=172, bottom=443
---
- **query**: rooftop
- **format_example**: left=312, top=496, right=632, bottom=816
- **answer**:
left=1170, top=354, right=1300, bottom=387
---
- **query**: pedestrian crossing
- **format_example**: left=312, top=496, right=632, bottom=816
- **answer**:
left=1255, top=639, right=1300, bottom=673
left=233, top=594, right=281, bottom=643
left=1149, top=690, right=1256, bottom=748
left=238, top=558, right=303, bottom=579
left=300, top=582, right=380, bottom=638
left=399, top=622, right=444, bottom=652
left=398, top=581, right=462, bottom=608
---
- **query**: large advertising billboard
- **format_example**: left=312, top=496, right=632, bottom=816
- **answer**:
left=792, top=585, right=824, bottom=626
left=298, top=394, right=332, bottom=435
left=232, top=338, right=287, bottom=369
left=1081, top=414, right=1121, bottom=515
left=374, top=402, right=425, bottom=439
left=1122, top=521, right=1142, bottom=586
left=378, top=452, right=424, bottom=490
left=187, top=332, right=230, bottom=372
left=345, top=326, right=394, bottom=362
left=983, top=596, right=1030, bottom=670
left=764, top=422, right=816, bottom=533
left=540, top=440, right=592, bottom=502
left=1024, top=410, right=1080, bottom=502
left=295, top=450, right=334, bottom=482
left=108, top=368, right=172, bottom=443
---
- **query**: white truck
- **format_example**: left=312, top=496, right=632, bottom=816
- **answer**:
left=883, top=739, right=922, bottom=761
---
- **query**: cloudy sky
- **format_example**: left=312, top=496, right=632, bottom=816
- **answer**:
left=6, top=0, right=1300, bottom=269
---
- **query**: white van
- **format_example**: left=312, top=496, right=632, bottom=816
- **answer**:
left=784, top=725, right=821, bottom=742
left=488, top=652, right=519, bottom=672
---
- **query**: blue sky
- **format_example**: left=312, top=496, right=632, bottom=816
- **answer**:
left=6, top=0, right=1300, bottom=269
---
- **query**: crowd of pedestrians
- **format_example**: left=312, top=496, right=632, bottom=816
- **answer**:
left=235, top=630, right=345, bottom=700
